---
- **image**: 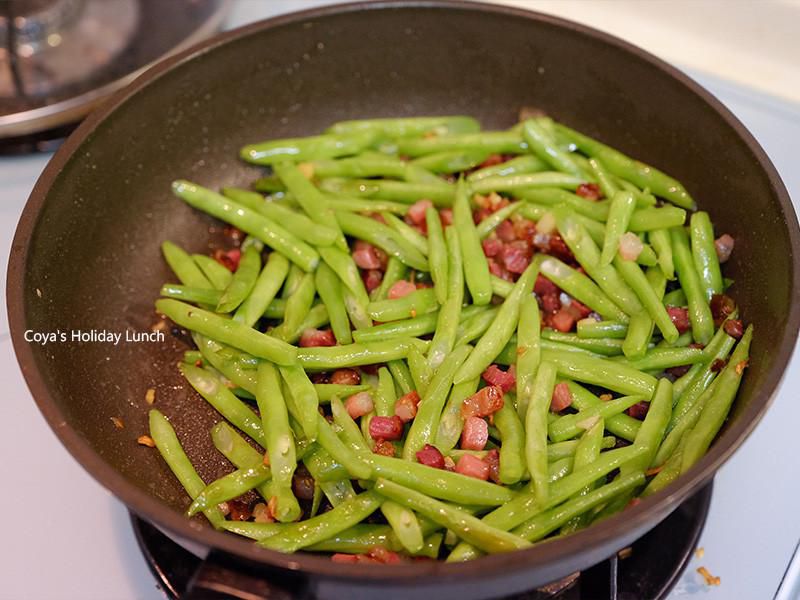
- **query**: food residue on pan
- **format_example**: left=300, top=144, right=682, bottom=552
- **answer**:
left=697, top=566, right=721, bottom=586
left=111, top=416, right=124, bottom=429
left=145, top=388, right=156, bottom=405
left=137, top=435, right=156, bottom=448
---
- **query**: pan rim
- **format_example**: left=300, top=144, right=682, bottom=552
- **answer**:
left=7, top=0, right=800, bottom=584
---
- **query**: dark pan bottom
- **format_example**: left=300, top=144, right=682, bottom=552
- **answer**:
left=131, top=480, right=712, bottom=600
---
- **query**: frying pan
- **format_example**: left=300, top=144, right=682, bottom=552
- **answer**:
left=8, top=2, right=800, bottom=599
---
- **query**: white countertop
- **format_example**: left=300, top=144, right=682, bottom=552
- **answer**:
left=1, top=2, right=799, bottom=599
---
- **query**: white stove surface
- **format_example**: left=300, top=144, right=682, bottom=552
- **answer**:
left=1, top=2, right=798, bottom=599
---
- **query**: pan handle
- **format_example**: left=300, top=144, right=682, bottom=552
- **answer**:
left=182, top=550, right=312, bottom=600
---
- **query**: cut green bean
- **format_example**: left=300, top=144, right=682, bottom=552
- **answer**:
left=690, top=211, right=723, bottom=301
left=671, top=227, right=714, bottom=344
left=162, top=241, right=212, bottom=289
left=600, top=190, right=636, bottom=266
left=314, top=262, right=352, bottom=345
left=455, top=177, right=493, bottom=305
left=525, top=361, right=557, bottom=503
left=241, top=130, right=378, bottom=165
left=426, top=207, right=448, bottom=304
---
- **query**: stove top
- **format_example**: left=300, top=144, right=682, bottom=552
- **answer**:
left=1, top=2, right=799, bottom=600
left=130, top=483, right=714, bottom=600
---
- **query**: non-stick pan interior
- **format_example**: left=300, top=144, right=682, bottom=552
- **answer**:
left=10, top=0, right=798, bottom=587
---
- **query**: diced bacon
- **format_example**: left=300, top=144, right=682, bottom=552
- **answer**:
left=496, top=219, right=517, bottom=242
left=565, top=298, right=592, bottom=320
left=373, top=438, right=396, bottom=457
left=455, top=453, right=490, bottom=480
left=299, top=328, right=336, bottom=347
left=550, top=382, right=573, bottom=412
left=626, top=401, right=650, bottom=420
left=331, top=554, right=360, bottom=563
left=487, top=258, right=512, bottom=281
left=478, top=154, right=504, bottom=168
left=547, top=233, right=576, bottom=263
left=367, top=546, right=403, bottom=564
left=512, top=217, right=537, bottom=242
left=667, top=306, right=691, bottom=334
left=482, top=365, right=516, bottom=393
left=501, top=241, right=532, bottom=274
left=550, top=308, right=577, bottom=332
left=352, top=241, right=386, bottom=270
left=714, top=234, right=735, bottom=263
left=540, top=293, right=561, bottom=314
left=484, top=448, right=501, bottom=484
left=394, top=390, right=420, bottom=422
left=213, top=248, right=241, bottom=272
left=461, top=385, right=505, bottom=418
left=345, top=392, right=374, bottom=419
left=416, top=444, right=445, bottom=468
left=407, top=200, right=434, bottom=226
left=535, top=274, right=560, bottom=296
left=331, top=369, right=361, bottom=385
left=369, top=416, right=404, bottom=440
left=666, top=364, right=692, bottom=378
left=482, top=237, right=504, bottom=258
left=576, top=182, right=602, bottom=200
left=710, top=358, right=727, bottom=373
left=439, top=208, right=454, bottom=226
left=710, top=294, right=736, bottom=325
left=370, top=213, right=387, bottom=225
left=474, top=207, right=492, bottom=224
left=228, top=499, right=252, bottom=521
left=723, top=319, right=744, bottom=339
left=388, top=280, right=417, bottom=299
left=363, top=269, right=383, bottom=293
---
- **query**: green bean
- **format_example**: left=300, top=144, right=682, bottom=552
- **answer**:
left=192, top=332, right=257, bottom=390
left=577, top=320, right=628, bottom=339
left=315, top=413, right=372, bottom=480
left=172, top=181, right=319, bottom=271
left=615, top=256, right=678, bottom=343
left=314, top=262, right=352, bottom=345
left=636, top=240, right=658, bottom=267
left=342, top=287, right=372, bottom=331
left=406, top=347, right=431, bottom=396
left=445, top=445, right=645, bottom=561
left=374, top=478, right=530, bottom=553
left=454, top=257, right=541, bottom=383
left=543, top=349, right=657, bottom=396
left=326, top=115, right=480, bottom=138
left=278, top=365, right=319, bottom=442
left=671, top=227, right=714, bottom=344
left=643, top=438, right=686, bottom=497
left=495, top=402, right=526, bottom=485
left=396, top=130, right=526, bottom=157
left=455, top=178, right=493, bottom=305
left=382, top=211, right=429, bottom=257
left=221, top=521, right=282, bottom=541
left=305, top=154, right=408, bottom=179
left=525, top=361, right=556, bottom=502
left=255, top=363, right=300, bottom=522
left=617, top=346, right=706, bottom=371
left=649, top=229, right=675, bottom=281
left=513, top=472, right=645, bottom=542
left=456, top=306, right=500, bottom=346
left=517, top=188, right=609, bottom=222
left=367, top=288, right=438, bottom=322
left=628, top=378, right=673, bottom=472
left=600, top=191, right=636, bottom=266
left=404, top=163, right=448, bottom=185
left=426, top=207, right=448, bottom=304
left=352, top=311, right=440, bottom=343
left=187, top=463, right=272, bottom=516
left=304, top=449, right=355, bottom=506
left=515, top=295, right=541, bottom=419
left=241, top=129, right=378, bottom=165
left=193, top=254, right=232, bottom=290
left=468, top=155, right=548, bottom=182
left=336, top=210, right=428, bottom=271
left=435, top=378, right=480, bottom=451
left=371, top=257, right=408, bottom=301
left=326, top=194, right=410, bottom=215
left=680, top=326, right=751, bottom=472
left=541, top=330, right=624, bottom=356
left=210, top=423, right=275, bottom=507
left=367, top=454, right=513, bottom=505
left=380, top=500, right=425, bottom=553
left=413, top=148, right=491, bottom=173
left=539, top=257, right=628, bottom=322
left=428, top=227, right=465, bottom=368
left=373, top=367, right=397, bottom=418
left=690, top=211, right=723, bottom=301
left=148, top=410, right=225, bottom=528
left=471, top=172, right=584, bottom=196
left=475, top=202, right=523, bottom=239
left=330, top=395, right=371, bottom=454
left=621, top=267, right=666, bottom=359
left=160, top=284, right=221, bottom=307
left=629, top=207, right=686, bottom=232
left=161, top=241, right=212, bottom=289
left=547, top=436, right=616, bottom=462
left=654, top=379, right=718, bottom=468
left=403, top=345, right=472, bottom=460
left=555, top=124, right=695, bottom=209
left=559, top=419, right=604, bottom=534
left=489, top=274, right=514, bottom=298
left=257, top=491, right=382, bottom=553
left=314, top=384, right=370, bottom=402
left=588, top=158, right=617, bottom=199
left=566, top=381, right=641, bottom=442
left=318, top=246, right=370, bottom=308
left=271, top=272, right=315, bottom=342
left=549, top=395, right=643, bottom=443
left=221, top=187, right=339, bottom=247
left=297, top=339, right=418, bottom=370
left=319, top=178, right=455, bottom=207
left=663, top=288, right=687, bottom=308
left=522, top=119, right=585, bottom=177
left=232, top=252, right=289, bottom=327
left=157, top=299, right=296, bottom=365
left=304, top=523, right=399, bottom=553
left=273, top=163, right=347, bottom=251
left=387, top=359, right=414, bottom=395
